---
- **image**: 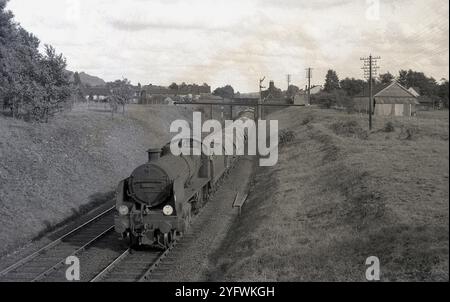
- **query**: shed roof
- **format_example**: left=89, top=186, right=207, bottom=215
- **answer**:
left=408, top=87, right=421, bottom=97
left=353, top=81, right=419, bottom=105
left=374, top=81, right=417, bottom=98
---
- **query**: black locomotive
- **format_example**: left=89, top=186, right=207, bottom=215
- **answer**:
left=114, top=109, right=255, bottom=248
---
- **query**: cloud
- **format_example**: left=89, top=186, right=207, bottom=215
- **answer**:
left=109, top=19, right=227, bottom=32
left=6, top=0, right=449, bottom=91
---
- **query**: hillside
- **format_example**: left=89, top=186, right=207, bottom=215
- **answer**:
left=0, top=104, right=192, bottom=255
left=206, top=108, right=449, bottom=281
left=66, top=71, right=106, bottom=87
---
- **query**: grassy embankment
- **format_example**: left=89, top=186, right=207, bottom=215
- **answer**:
left=207, top=108, right=449, bottom=281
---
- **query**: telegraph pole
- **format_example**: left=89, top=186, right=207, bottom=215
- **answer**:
left=361, top=55, right=380, bottom=130
left=306, top=68, right=313, bottom=105
left=258, top=77, right=266, bottom=120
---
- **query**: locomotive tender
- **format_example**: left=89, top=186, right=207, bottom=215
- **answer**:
left=114, top=109, right=255, bottom=248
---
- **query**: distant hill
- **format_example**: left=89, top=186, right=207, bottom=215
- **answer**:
left=66, top=71, right=106, bottom=87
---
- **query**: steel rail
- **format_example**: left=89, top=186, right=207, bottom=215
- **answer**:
left=90, top=248, right=131, bottom=282
left=31, top=226, right=115, bottom=282
left=138, top=238, right=180, bottom=282
left=0, top=205, right=115, bottom=277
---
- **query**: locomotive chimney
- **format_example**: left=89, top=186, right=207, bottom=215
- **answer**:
left=147, top=148, right=161, bottom=162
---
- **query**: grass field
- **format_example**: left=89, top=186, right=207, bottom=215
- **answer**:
left=206, top=108, right=449, bottom=281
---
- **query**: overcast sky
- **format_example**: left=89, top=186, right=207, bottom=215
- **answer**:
left=6, top=0, right=449, bottom=92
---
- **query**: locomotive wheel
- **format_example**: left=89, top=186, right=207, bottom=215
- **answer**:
left=156, top=232, right=172, bottom=249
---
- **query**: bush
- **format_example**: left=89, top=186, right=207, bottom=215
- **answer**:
left=301, top=113, right=314, bottom=125
left=279, top=130, right=296, bottom=145
left=311, top=90, right=354, bottom=111
left=383, top=121, right=395, bottom=133
left=330, top=120, right=368, bottom=139
left=399, top=126, right=419, bottom=140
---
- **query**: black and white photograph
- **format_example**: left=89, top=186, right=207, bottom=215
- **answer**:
left=0, top=0, right=448, bottom=290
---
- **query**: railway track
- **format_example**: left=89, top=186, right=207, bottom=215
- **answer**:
left=1, top=162, right=238, bottom=282
left=90, top=247, right=164, bottom=282
left=91, top=191, right=214, bottom=282
left=0, top=206, right=115, bottom=282
left=90, top=225, right=203, bottom=282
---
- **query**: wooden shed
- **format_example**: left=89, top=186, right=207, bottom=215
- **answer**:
left=353, top=81, right=419, bottom=117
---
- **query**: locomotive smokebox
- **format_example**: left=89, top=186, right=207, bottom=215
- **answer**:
left=147, top=148, right=162, bottom=162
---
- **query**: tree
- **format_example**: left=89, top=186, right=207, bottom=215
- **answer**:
left=397, top=69, right=439, bottom=96
left=38, top=45, right=72, bottom=121
left=379, top=72, right=394, bottom=84
left=213, top=85, right=235, bottom=99
left=311, top=90, right=352, bottom=110
left=287, top=84, right=300, bottom=98
left=107, top=79, right=133, bottom=115
left=438, top=79, right=449, bottom=108
left=340, top=78, right=366, bottom=97
left=169, top=82, right=178, bottom=90
left=73, top=72, right=81, bottom=86
left=324, top=69, right=340, bottom=92
left=179, top=82, right=187, bottom=91
left=0, top=0, right=71, bottom=121
left=398, top=70, right=408, bottom=87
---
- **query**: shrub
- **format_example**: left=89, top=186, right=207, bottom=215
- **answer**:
left=279, top=130, right=296, bottom=145
left=330, top=120, right=368, bottom=139
left=301, top=113, right=314, bottom=125
left=383, top=121, right=395, bottom=133
left=399, top=126, right=420, bottom=140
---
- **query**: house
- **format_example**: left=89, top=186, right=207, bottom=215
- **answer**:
left=309, top=85, right=323, bottom=95
left=294, top=86, right=323, bottom=106
left=407, top=86, right=442, bottom=110
left=233, top=92, right=259, bottom=104
left=408, top=87, right=420, bottom=97
left=353, top=81, right=419, bottom=117
left=294, top=92, right=308, bottom=105
left=199, top=93, right=223, bottom=101
left=164, top=97, right=175, bottom=105
left=416, top=95, right=442, bottom=111
left=85, top=86, right=110, bottom=102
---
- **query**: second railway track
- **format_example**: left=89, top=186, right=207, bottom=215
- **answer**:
left=0, top=206, right=116, bottom=282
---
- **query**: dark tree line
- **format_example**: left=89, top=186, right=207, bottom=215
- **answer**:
left=324, top=69, right=449, bottom=108
left=0, top=0, right=72, bottom=121
left=316, top=68, right=449, bottom=109
left=213, top=85, right=235, bottom=99
left=168, top=82, right=211, bottom=94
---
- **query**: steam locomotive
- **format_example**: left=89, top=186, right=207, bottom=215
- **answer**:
left=114, top=109, right=255, bottom=248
